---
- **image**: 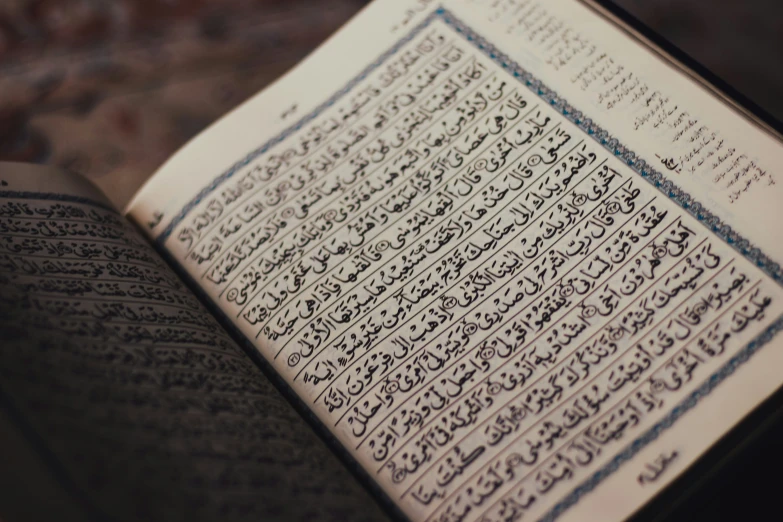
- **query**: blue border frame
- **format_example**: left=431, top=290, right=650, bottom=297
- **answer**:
left=146, top=6, right=783, bottom=521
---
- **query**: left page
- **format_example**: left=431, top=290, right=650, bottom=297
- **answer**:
left=126, top=1, right=783, bottom=521
left=0, top=163, right=387, bottom=522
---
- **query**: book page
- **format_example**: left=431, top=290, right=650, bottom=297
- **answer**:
left=126, top=1, right=783, bottom=520
left=0, top=163, right=386, bottom=522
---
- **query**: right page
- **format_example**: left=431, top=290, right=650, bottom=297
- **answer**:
left=126, top=1, right=783, bottom=520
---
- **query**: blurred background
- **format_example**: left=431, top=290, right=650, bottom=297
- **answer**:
left=0, top=0, right=780, bottom=206
left=0, top=1, right=780, bottom=520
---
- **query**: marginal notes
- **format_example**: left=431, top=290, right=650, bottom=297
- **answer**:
left=637, top=450, right=679, bottom=485
left=392, top=0, right=438, bottom=33
left=470, top=0, right=775, bottom=205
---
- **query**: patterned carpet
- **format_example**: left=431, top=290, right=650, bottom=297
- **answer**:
left=0, top=0, right=370, bottom=206
left=0, top=0, right=780, bottom=208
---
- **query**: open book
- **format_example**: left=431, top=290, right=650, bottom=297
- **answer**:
left=3, top=0, right=783, bottom=520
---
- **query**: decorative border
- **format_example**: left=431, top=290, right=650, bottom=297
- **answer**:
left=0, top=190, right=115, bottom=213
left=150, top=6, right=783, bottom=522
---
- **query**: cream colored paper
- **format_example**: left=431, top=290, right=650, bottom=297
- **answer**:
left=125, top=1, right=783, bottom=521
